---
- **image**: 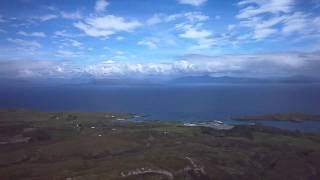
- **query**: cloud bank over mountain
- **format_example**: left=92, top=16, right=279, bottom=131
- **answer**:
left=1, top=51, right=319, bottom=81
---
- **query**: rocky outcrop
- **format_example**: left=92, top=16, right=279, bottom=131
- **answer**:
left=120, top=167, right=173, bottom=179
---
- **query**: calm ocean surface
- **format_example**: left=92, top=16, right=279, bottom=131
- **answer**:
left=1, top=83, right=320, bottom=132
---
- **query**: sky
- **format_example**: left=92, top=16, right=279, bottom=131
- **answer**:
left=0, top=0, right=320, bottom=80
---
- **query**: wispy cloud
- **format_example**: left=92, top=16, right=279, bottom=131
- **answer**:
left=137, top=38, right=159, bottom=49
left=177, top=0, right=207, bottom=6
left=235, top=0, right=320, bottom=41
left=68, top=39, right=84, bottom=49
left=147, top=12, right=209, bottom=26
left=281, top=12, right=308, bottom=35
left=18, top=31, right=46, bottom=37
left=146, top=14, right=163, bottom=26
left=95, top=0, right=109, bottom=12
left=74, top=15, right=141, bottom=38
left=44, top=5, right=58, bottom=11
left=34, top=14, right=58, bottom=22
left=60, top=11, right=83, bottom=20
left=237, top=0, right=294, bottom=19
left=179, top=25, right=211, bottom=39
left=116, top=36, right=125, bottom=40
left=177, top=24, right=216, bottom=50
left=236, top=0, right=294, bottom=40
left=7, top=38, right=41, bottom=49
left=147, top=11, right=214, bottom=50
left=56, top=50, right=82, bottom=58
left=53, top=30, right=81, bottom=38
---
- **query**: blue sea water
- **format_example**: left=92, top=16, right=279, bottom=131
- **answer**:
left=1, top=83, right=320, bottom=132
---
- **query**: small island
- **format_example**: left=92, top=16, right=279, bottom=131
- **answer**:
left=1, top=109, right=320, bottom=180
left=233, top=112, right=320, bottom=122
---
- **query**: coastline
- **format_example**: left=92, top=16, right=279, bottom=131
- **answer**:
left=233, top=113, right=320, bottom=122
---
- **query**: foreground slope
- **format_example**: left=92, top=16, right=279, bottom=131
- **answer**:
left=1, top=109, right=320, bottom=180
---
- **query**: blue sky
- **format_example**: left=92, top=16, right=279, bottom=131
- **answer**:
left=0, top=0, right=320, bottom=80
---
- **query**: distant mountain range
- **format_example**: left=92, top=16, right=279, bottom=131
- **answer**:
left=1, top=75, right=320, bottom=86
left=90, top=75, right=320, bottom=85
left=171, top=75, right=320, bottom=84
left=90, top=78, right=161, bottom=86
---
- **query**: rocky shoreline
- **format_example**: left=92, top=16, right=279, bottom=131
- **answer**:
left=233, top=112, right=320, bottom=122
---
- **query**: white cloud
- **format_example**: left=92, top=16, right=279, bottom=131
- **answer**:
left=54, top=30, right=68, bottom=37
left=35, top=14, right=58, bottom=22
left=55, top=38, right=84, bottom=49
left=254, top=28, right=278, bottom=40
left=74, top=15, right=141, bottom=38
left=115, top=50, right=125, bottom=55
left=191, top=38, right=217, bottom=50
left=175, top=52, right=320, bottom=77
left=84, top=15, right=141, bottom=31
left=147, top=14, right=163, bottom=25
left=116, top=36, right=125, bottom=40
left=227, top=24, right=236, bottom=31
left=45, top=5, right=57, bottom=11
left=95, top=0, right=109, bottom=12
left=168, top=12, right=209, bottom=22
left=237, top=0, right=294, bottom=19
left=178, top=24, right=216, bottom=49
left=85, top=61, right=174, bottom=77
left=18, top=31, right=46, bottom=37
left=236, top=0, right=293, bottom=40
left=179, top=25, right=212, bottom=39
left=61, top=11, right=83, bottom=20
left=53, top=30, right=81, bottom=38
left=183, top=12, right=209, bottom=22
left=137, top=38, right=159, bottom=49
left=0, top=60, right=76, bottom=79
left=74, top=22, right=114, bottom=37
left=147, top=12, right=209, bottom=26
left=235, top=0, right=320, bottom=41
left=7, top=38, right=41, bottom=49
left=56, top=50, right=81, bottom=57
left=145, top=12, right=214, bottom=50
left=177, top=0, right=207, bottom=6
left=69, top=39, right=84, bottom=49
left=282, top=12, right=308, bottom=35
left=313, top=17, right=320, bottom=31
left=61, top=39, right=84, bottom=49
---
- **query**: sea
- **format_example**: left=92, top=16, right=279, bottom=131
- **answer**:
left=1, top=83, right=320, bottom=132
